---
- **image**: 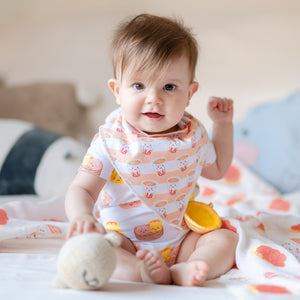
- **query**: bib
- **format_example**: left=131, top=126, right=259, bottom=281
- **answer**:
left=100, top=109, right=214, bottom=229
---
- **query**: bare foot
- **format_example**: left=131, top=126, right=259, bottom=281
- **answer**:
left=170, top=261, right=209, bottom=286
left=136, top=249, right=171, bottom=284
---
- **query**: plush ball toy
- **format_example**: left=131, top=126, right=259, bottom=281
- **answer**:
left=234, top=90, right=300, bottom=194
left=54, top=232, right=121, bottom=290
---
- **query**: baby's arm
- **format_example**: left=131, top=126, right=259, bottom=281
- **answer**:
left=65, top=171, right=107, bottom=238
left=201, top=96, right=234, bottom=180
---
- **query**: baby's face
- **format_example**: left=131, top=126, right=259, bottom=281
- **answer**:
left=109, top=55, right=198, bottom=135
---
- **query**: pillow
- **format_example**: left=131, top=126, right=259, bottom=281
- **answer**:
left=0, top=82, right=85, bottom=138
left=234, top=90, right=300, bottom=194
left=0, top=119, right=86, bottom=199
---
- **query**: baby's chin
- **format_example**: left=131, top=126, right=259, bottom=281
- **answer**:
left=143, top=125, right=179, bottom=136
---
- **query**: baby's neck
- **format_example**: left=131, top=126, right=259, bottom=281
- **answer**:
left=143, top=125, right=179, bottom=136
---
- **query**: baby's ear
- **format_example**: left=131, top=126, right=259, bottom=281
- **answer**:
left=108, top=79, right=120, bottom=104
left=187, top=81, right=199, bottom=105
left=104, top=232, right=122, bottom=247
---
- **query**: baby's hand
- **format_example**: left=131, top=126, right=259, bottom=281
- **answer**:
left=67, top=214, right=106, bottom=239
left=207, top=96, right=234, bottom=124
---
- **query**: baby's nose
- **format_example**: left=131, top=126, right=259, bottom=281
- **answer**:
left=145, top=89, right=163, bottom=105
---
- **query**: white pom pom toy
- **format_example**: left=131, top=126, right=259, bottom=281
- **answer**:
left=54, top=232, right=121, bottom=290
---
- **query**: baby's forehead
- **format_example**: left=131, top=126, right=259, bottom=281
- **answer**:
left=122, top=55, right=190, bottom=81
left=120, top=62, right=167, bottom=83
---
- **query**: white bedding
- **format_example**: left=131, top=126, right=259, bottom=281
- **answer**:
left=1, top=158, right=300, bottom=299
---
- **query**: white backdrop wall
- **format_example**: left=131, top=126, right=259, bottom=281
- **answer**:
left=0, top=0, right=299, bottom=137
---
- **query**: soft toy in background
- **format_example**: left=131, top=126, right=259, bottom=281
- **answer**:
left=0, top=81, right=86, bottom=139
left=0, top=119, right=86, bottom=199
left=234, top=90, right=300, bottom=194
left=54, top=232, right=121, bottom=290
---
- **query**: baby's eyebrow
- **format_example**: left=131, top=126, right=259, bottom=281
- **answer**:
left=165, top=80, right=179, bottom=84
left=164, top=79, right=182, bottom=84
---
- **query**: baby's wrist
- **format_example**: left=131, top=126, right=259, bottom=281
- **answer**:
left=213, top=120, right=233, bottom=127
left=71, top=213, right=94, bottom=222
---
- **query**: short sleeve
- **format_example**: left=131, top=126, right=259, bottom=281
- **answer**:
left=202, top=139, right=216, bottom=168
left=196, top=122, right=216, bottom=168
left=79, top=131, right=114, bottom=179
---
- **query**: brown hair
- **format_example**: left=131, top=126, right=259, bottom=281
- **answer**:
left=111, top=14, right=198, bottom=82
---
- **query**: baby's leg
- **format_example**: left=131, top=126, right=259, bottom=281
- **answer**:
left=136, top=249, right=171, bottom=284
left=171, top=260, right=210, bottom=286
left=111, top=235, right=171, bottom=284
left=171, top=229, right=238, bottom=286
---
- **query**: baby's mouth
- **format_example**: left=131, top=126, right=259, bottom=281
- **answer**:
left=143, top=112, right=163, bottom=119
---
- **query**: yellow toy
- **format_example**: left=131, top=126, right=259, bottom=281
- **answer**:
left=184, top=201, right=222, bottom=234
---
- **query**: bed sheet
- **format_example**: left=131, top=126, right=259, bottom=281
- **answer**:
left=1, top=157, right=300, bottom=299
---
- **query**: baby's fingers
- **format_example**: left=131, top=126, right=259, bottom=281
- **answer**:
left=66, top=222, right=78, bottom=239
left=222, top=98, right=233, bottom=112
left=208, top=96, right=220, bottom=108
left=67, top=220, right=88, bottom=238
left=82, top=220, right=106, bottom=235
left=95, top=222, right=107, bottom=234
left=209, top=97, right=233, bottom=112
left=83, top=220, right=103, bottom=234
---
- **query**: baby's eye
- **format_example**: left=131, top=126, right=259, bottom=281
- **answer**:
left=133, top=83, right=144, bottom=90
left=163, top=84, right=176, bottom=91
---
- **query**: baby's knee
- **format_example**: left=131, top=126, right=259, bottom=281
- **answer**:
left=216, top=228, right=239, bottom=248
left=200, top=228, right=238, bottom=248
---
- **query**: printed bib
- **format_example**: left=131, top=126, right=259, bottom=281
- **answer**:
left=100, top=109, right=214, bottom=229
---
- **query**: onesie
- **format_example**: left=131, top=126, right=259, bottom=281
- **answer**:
left=79, top=108, right=216, bottom=266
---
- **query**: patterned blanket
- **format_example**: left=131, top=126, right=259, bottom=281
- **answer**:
left=1, top=157, right=300, bottom=296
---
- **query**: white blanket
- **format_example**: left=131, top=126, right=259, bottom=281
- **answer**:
left=1, top=157, right=300, bottom=297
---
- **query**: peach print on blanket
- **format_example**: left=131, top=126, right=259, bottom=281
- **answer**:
left=288, top=224, right=300, bottom=232
left=248, top=284, right=291, bottom=294
left=0, top=209, right=8, bottom=226
left=221, top=219, right=237, bottom=233
left=251, top=245, right=287, bottom=267
left=223, top=165, right=241, bottom=185
left=269, top=198, right=291, bottom=212
left=201, top=186, right=216, bottom=196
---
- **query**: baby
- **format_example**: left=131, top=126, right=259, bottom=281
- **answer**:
left=65, top=13, right=238, bottom=286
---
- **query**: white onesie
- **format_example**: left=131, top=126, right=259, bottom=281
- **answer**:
left=79, top=108, right=216, bottom=266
